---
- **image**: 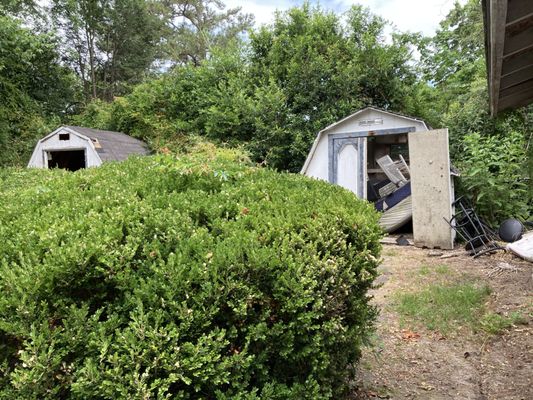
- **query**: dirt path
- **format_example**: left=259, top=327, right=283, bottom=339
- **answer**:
left=351, top=245, right=532, bottom=400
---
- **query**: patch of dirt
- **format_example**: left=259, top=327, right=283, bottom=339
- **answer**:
left=350, top=244, right=532, bottom=400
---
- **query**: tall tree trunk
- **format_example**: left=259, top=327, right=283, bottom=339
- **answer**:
left=103, top=30, right=110, bottom=100
left=76, top=44, right=89, bottom=101
left=109, top=36, right=118, bottom=100
left=85, top=23, right=97, bottom=99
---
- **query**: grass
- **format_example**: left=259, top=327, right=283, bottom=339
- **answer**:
left=435, top=264, right=450, bottom=275
left=395, top=282, right=491, bottom=334
left=414, top=264, right=451, bottom=278
left=396, top=270, right=526, bottom=336
left=479, top=311, right=527, bottom=335
left=383, top=248, right=398, bottom=257
left=417, top=265, right=431, bottom=276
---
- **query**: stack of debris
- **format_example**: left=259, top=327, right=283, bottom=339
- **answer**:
left=372, top=155, right=413, bottom=232
left=444, top=198, right=533, bottom=262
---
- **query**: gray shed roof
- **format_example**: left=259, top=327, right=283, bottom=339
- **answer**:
left=66, top=126, right=151, bottom=161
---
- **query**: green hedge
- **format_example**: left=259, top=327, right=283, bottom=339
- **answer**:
left=0, top=147, right=381, bottom=399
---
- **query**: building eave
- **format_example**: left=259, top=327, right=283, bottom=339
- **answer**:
left=483, top=0, right=533, bottom=115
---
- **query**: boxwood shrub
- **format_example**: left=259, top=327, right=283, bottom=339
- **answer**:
left=0, top=147, right=382, bottom=399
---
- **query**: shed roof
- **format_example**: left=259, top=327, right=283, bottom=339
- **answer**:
left=482, top=0, right=533, bottom=114
left=65, top=126, right=151, bottom=161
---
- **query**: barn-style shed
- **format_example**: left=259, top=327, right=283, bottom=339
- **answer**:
left=302, top=107, right=429, bottom=198
left=301, top=107, right=456, bottom=249
left=28, top=126, right=150, bottom=171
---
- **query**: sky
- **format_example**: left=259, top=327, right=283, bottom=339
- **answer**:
left=225, top=0, right=466, bottom=37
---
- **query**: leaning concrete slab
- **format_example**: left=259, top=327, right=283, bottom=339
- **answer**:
left=408, top=129, right=454, bottom=249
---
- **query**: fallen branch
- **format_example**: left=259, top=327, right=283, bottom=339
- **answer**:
left=486, top=262, right=521, bottom=278
left=440, top=250, right=468, bottom=259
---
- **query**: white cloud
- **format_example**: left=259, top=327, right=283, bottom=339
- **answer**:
left=356, top=0, right=465, bottom=36
left=225, top=0, right=467, bottom=37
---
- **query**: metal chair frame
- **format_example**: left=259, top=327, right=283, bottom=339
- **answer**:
left=445, top=197, right=505, bottom=257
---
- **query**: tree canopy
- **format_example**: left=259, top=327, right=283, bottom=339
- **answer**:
left=0, top=14, right=76, bottom=165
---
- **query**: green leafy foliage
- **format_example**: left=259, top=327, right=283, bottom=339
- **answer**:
left=3, top=0, right=530, bottom=225
left=157, top=0, right=253, bottom=66
left=72, top=4, right=420, bottom=172
left=0, top=148, right=382, bottom=398
left=422, top=0, right=484, bottom=90
left=0, top=15, right=77, bottom=167
left=457, top=131, right=530, bottom=224
left=69, top=99, right=114, bottom=130
left=49, top=0, right=165, bottom=101
left=479, top=311, right=527, bottom=335
left=413, top=0, right=532, bottom=222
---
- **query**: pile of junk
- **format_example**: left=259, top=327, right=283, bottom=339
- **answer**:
left=445, top=197, right=533, bottom=262
left=368, top=154, right=414, bottom=233
left=368, top=154, right=532, bottom=262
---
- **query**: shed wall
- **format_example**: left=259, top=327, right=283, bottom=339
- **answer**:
left=28, top=128, right=102, bottom=168
left=304, top=109, right=428, bottom=182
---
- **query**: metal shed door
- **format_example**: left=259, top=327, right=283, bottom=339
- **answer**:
left=329, top=137, right=366, bottom=198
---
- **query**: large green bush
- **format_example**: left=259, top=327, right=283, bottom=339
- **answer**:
left=0, top=147, right=381, bottom=399
left=457, top=131, right=531, bottom=225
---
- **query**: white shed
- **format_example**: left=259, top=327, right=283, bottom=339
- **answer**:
left=302, top=107, right=429, bottom=197
left=28, top=126, right=150, bottom=171
left=301, top=107, right=456, bottom=249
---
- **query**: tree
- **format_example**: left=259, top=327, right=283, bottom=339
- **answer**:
left=0, top=15, right=76, bottom=165
left=418, top=0, right=485, bottom=120
left=416, top=0, right=532, bottom=220
left=98, top=0, right=166, bottom=99
left=0, top=0, right=38, bottom=16
left=73, top=3, right=422, bottom=172
left=50, top=0, right=164, bottom=101
left=247, top=3, right=419, bottom=170
left=51, top=0, right=103, bottom=100
left=423, top=0, right=484, bottom=87
left=157, top=0, right=253, bottom=66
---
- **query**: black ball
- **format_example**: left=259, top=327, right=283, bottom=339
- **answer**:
left=499, top=219, right=523, bottom=243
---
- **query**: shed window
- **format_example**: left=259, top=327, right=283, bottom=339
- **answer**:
left=91, top=137, right=102, bottom=148
left=59, top=133, right=70, bottom=141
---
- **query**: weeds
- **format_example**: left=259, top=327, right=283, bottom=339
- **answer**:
left=383, top=248, right=398, bottom=257
left=414, top=264, right=450, bottom=278
left=435, top=264, right=450, bottom=275
left=418, top=265, right=430, bottom=276
left=395, top=283, right=491, bottom=334
left=479, top=311, right=527, bottom=335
